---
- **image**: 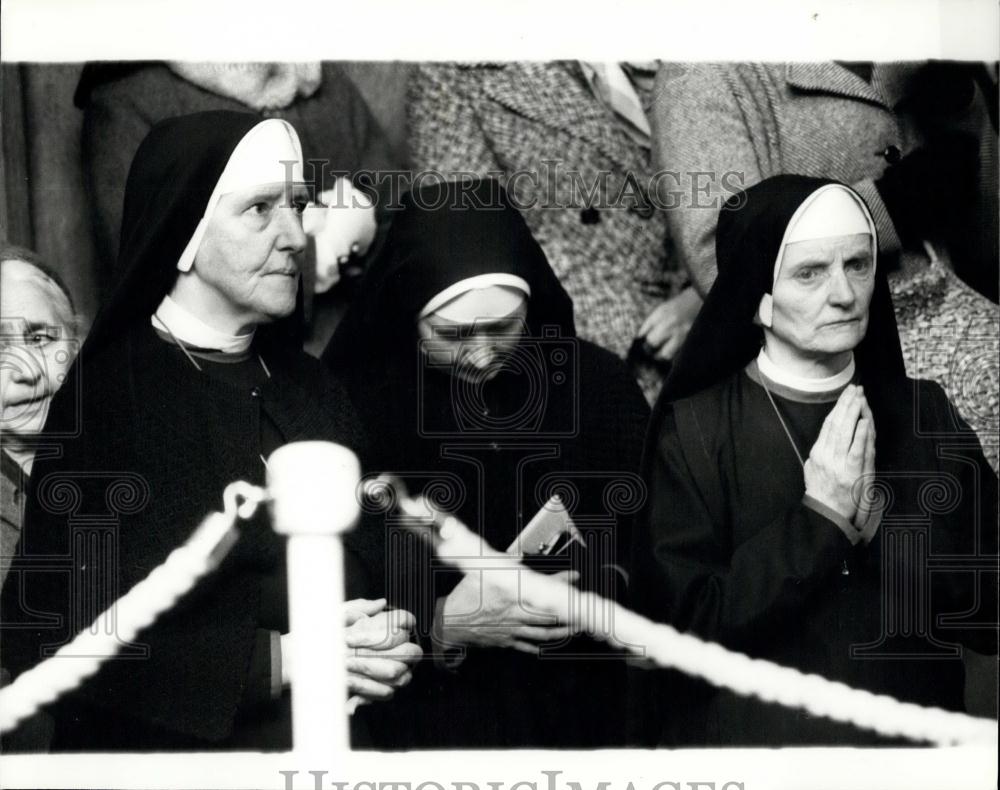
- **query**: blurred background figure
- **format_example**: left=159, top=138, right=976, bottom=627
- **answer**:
left=1, top=245, right=80, bottom=587
left=408, top=62, right=699, bottom=402
left=652, top=61, right=999, bottom=471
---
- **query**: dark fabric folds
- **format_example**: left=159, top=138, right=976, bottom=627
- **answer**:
left=0, top=111, right=376, bottom=750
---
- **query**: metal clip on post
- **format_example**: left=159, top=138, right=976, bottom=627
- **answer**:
left=267, top=441, right=360, bottom=755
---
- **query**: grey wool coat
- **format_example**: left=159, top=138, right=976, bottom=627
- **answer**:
left=651, top=62, right=999, bottom=470
left=408, top=62, right=689, bottom=401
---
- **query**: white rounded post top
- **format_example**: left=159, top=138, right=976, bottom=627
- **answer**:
left=266, top=441, right=361, bottom=535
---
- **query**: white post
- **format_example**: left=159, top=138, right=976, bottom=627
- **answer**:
left=267, top=441, right=360, bottom=755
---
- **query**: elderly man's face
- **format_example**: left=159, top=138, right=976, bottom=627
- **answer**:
left=192, top=182, right=309, bottom=331
left=766, top=233, right=875, bottom=364
left=1, top=260, right=78, bottom=438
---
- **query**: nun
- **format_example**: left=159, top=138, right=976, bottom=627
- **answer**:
left=324, top=177, right=651, bottom=748
left=631, top=175, right=998, bottom=746
left=0, top=111, right=419, bottom=751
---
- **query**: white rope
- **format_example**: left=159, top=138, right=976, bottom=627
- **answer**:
left=405, top=491, right=999, bottom=748
left=4, top=470, right=995, bottom=749
left=0, top=481, right=265, bottom=733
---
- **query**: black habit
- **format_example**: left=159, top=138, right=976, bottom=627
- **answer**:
left=0, top=112, right=380, bottom=751
left=324, top=178, right=651, bottom=748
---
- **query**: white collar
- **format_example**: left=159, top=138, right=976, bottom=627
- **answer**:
left=152, top=294, right=254, bottom=354
left=757, top=347, right=855, bottom=394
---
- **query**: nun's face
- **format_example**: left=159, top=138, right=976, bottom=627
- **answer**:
left=192, top=182, right=309, bottom=330
left=766, top=232, right=875, bottom=363
left=417, top=298, right=529, bottom=384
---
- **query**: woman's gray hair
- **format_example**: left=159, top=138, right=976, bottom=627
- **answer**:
left=0, top=243, right=78, bottom=317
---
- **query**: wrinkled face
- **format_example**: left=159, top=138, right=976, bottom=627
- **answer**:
left=417, top=296, right=529, bottom=384
left=191, top=182, right=309, bottom=329
left=766, top=232, right=875, bottom=363
left=0, top=260, right=78, bottom=437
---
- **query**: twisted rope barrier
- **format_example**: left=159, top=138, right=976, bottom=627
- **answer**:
left=385, top=481, right=998, bottom=748
left=0, top=482, right=264, bottom=733
left=2, top=462, right=995, bottom=750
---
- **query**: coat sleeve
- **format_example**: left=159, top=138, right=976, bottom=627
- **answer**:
left=407, top=64, right=502, bottom=176
left=650, top=63, right=770, bottom=296
left=324, top=63, right=400, bottom=177
left=638, top=401, right=855, bottom=649
left=81, top=88, right=153, bottom=267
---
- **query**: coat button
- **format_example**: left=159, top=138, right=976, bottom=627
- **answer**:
left=490, top=442, right=499, bottom=452
left=880, top=145, right=902, bottom=165
left=250, top=386, right=262, bottom=398
left=580, top=207, right=600, bottom=225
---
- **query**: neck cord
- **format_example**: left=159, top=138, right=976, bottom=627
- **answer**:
left=153, top=314, right=271, bottom=379
left=760, top=380, right=806, bottom=468
left=153, top=313, right=202, bottom=371
left=758, top=368, right=855, bottom=576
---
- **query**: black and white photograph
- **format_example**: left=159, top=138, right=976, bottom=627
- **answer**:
left=0, top=1, right=997, bottom=788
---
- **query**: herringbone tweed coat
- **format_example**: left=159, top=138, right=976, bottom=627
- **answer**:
left=651, top=62, right=999, bottom=470
left=408, top=62, right=688, bottom=401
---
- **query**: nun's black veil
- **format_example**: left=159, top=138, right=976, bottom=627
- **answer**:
left=42, top=110, right=305, bottom=439
left=323, top=177, right=575, bottom=375
left=656, top=174, right=905, bottom=428
left=1, top=112, right=369, bottom=748
left=86, top=111, right=264, bottom=357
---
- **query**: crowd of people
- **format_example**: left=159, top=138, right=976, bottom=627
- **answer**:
left=0, top=60, right=997, bottom=752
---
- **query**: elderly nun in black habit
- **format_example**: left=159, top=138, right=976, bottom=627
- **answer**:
left=630, top=174, right=998, bottom=746
left=0, top=111, right=420, bottom=751
left=323, top=178, right=651, bottom=748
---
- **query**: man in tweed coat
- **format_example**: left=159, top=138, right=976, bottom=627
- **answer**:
left=408, top=61, right=698, bottom=402
left=651, top=62, right=999, bottom=470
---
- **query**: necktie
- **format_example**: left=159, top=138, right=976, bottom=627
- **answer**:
left=580, top=61, right=654, bottom=149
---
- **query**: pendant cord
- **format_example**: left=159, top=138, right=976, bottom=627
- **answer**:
left=154, top=314, right=271, bottom=379
left=153, top=314, right=203, bottom=372
left=761, top=381, right=806, bottom=468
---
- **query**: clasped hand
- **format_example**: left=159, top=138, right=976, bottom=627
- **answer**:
left=344, top=598, right=422, bottom=702
left=804, top=384, right=877, bottom=529
left=281, top=598, right=422, bottom=704
left=438, top=567, right=580, bottom=655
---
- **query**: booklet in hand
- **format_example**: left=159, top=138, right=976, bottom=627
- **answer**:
left=506, top=495, right=585, bottom=565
